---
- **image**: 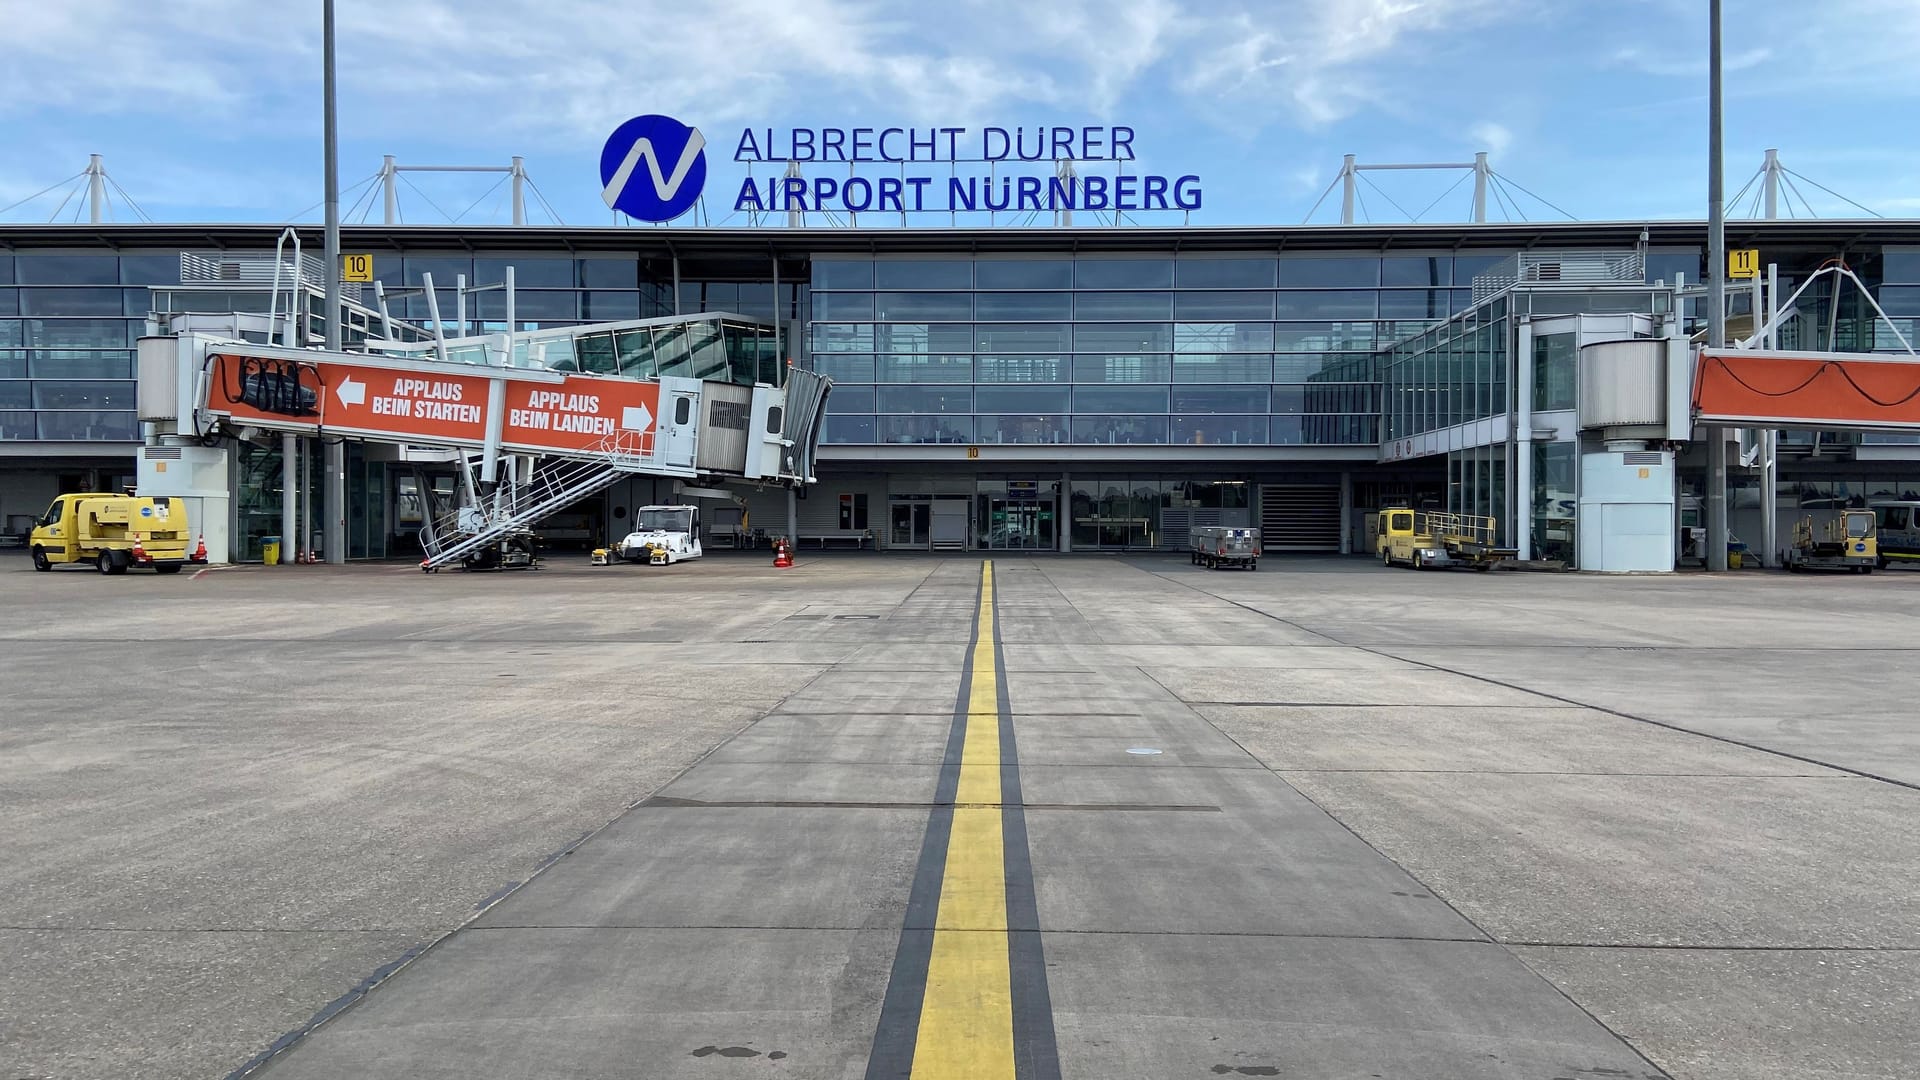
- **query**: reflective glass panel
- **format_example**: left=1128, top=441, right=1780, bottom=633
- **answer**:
left=1174, top=322, right=1274, bottom=353
left=0, top=410, right=31, bottom=438
left=976, top=292, right=1071, bottom=319
left=878, top=415, right=974, bottom=442
left=976, top=386, right=1068, bottom=412
left=1381, top=256, right=1451, bottom=286
left=877, top=323, right=973, bottom=354
left=1172, top=386, right=1268, bottom=412
left=811, top=354, right=876, bottom=382
left=578, top=258, right=640, bottom=288
left=828, top=386, right=875, bottom=412
left=581, top=291, right=640, bottom=320
left=0, top=352, right=24, bottom=378
left=1073, top=323, right=1171, bottom=352
left=814, top=292, right=875, bottom=320
left=0, top=382, right=28, bottom=408
left=877, top=354, right=973, bottom=382
left=14, top=255, right=119, bottom=285
left=1073, top=259, right=1173, bottom=288
left=402, top=257, right=475, bottom=287
left=1071, top=415, right=1168, bottom=444
left=1076, top=291, right=1171, bottom=319
left=19, top=288, right=123, bottom=316
left=0, top=291, right=14, bottom=318
left=1275, top=291, right=1378, bottom=318
left=37, top=410, right=137, bottom=440
left=1173, top=258, right=1275, bottom=288
left=118, top=254, right=180, bottom=285
left=1279, top=257, right=1379, bottom=286
left=978, top=323, right=1071, bottom=352
left=1070, top=355, right=1171, bottom=382
left=1172, top=353, right=1272, bottom=382
left=874, top=260, right=972, bottom=289
left=978, top=414, right=1069, bottom=443
left=812, top=323, right=875, bottom=352
left=476, top=258, right=573, bottom=287
left=878, top=386, right=973, bottom=413
left=975, top=355, right=1065, bottom=382
left=30, top=352, right=131, bottom=378
left=813, top=260, right=874, bottom=289
left=1074, top=385, right=1168, bottom=411
left=975, top=260, right=1072, bottom=289
left=876, top=292, right=972, bottom=320
left=1174, top=291, right=1274, bottom=320
left=824, top=414, right=876, bottom=443
left=34, top=380, right=135, bottom=408
left=1173, top=414, right=1267, bottom=445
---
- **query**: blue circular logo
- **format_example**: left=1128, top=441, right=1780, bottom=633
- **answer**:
left=1856, top=542, right=1867, bottom=552
left=599, top=115, right=706, bottom=223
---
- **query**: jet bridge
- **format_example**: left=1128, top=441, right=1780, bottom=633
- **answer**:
left=134, top=312, right=830, bottom=568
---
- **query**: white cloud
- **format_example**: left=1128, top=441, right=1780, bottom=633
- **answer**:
left=1469, top=121, right=1513, bottom=156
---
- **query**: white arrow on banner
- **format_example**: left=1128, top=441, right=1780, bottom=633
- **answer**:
left=621, top=403, right=654, bottom=432
left=336, top=376, right=366, bottom=408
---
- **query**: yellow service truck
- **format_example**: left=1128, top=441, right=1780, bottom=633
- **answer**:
left=29, top=493, right=204, bottom=575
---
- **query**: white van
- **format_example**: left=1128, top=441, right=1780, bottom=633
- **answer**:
left=1869, top=501, right=1920, bottom=569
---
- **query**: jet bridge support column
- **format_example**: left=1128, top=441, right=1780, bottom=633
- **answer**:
left=281, top=433, right=298, bottom=564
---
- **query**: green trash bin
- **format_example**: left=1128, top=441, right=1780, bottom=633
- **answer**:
left=262, top=535, right=282, bottom=566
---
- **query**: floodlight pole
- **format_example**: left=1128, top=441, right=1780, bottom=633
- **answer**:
left=322, top=0, right=347, bottom=564
left=1704, top=0, right=1729, bottom=571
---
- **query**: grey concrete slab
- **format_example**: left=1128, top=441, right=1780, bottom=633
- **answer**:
left=1283, top=772, right=1920, bottom=948
left=1043, top=932, right=1664, bottom=1080
left=1027, top=803, right=1482, bottom=939
left=1004, top=642, right=1405, bottom=670
left=256, top=928, right=891, bottom=1080
left=0, top=928, right=419, bottom=1080
left=700, top=711, right=955, bottom=764
left=473, top=806, right=924, bottom=930
left=1379, top=644, right=1920, bottom=786
left=1516, top=945, right=1920, bottom=1080
left=1203, top=704, right=1841, bottom=776
left=1007, top=712, right=1260, bottom=768
left=770, top=666, right=964, bottom=714
left=1148, top=663, right=1552, bottom=707
left=652, top=761, right=944, bottom=804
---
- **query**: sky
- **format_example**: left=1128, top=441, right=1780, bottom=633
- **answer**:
left=1, top=0, right=1915, bottom=229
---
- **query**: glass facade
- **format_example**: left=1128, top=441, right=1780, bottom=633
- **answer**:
left=806, top=255, right=1460, bottom=446
left=0, top=252, right=149, bottom=442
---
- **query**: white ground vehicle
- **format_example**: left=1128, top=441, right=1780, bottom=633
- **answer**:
left=615, top=505, right=703, bottom=565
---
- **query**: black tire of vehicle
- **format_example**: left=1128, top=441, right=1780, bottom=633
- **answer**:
left=1249, top=561, right=1257, bottom=572
left=31, top=546, right=51, bottom=571
left=97, top=551, right=114, bottom=574
left=155, top=563, right=183, bottom=575
left=108, top=550, right=130, bottom=575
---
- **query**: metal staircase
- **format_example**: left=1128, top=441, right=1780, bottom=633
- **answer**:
left=418, top=431, right=648, bottom=570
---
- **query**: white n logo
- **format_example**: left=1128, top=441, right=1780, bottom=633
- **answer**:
left=602, top=126, right=707, bottom=208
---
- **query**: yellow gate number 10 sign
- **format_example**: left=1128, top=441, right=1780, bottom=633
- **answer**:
left=342, top=254, right=373, bottom=282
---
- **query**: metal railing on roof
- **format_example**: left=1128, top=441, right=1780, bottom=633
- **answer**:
left=1471, top=250, right=1646, bottom=302
left=178, top=251, right=365, bottom=302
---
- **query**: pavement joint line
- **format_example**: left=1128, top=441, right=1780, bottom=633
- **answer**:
left=1141, top=562, right=1920, bottom=794
left=1185, top=700, right=1590, bottom=708
left=1151, top=667, right=1683, bottom=1080
left=1272, top=769, right=1850, bottom=777
left=215, top=631, right=850, bottom=1078
left=637, top=797, right=1225, bottom=810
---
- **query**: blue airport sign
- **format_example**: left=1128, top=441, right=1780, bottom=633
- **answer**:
left=599, top=114, right=707, bottom=223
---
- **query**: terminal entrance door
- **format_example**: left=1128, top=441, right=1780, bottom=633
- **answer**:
left=890, top=501, right=931, bottom=550
left=984, top=496, right=1054, bottom=550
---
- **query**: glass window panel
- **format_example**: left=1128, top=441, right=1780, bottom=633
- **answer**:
left=14, top=255, right=119, bottom=285
left=1883, top=249, right=1920, bottom=283
left=470, top=257, right=571, bottom=287
left=581, top=290, right=640, bottom=321
left=1173, top=386, right=1268, bottom=413
left=1274, top=322, right=1375, bottom=350
left=575, top=332, right=617, bottom=374
left=1172, top=354, right=1272, bottom=382
left=0, top=409, right=32, bottom=438
left=874, top=260, right=972, bottom=289
left=876, top=323, right=973, bottom=354
left=812, top=260, right=874, bottom=289
left=975, top=292, right=1072, bottom=319
left=878, top=415, right=974, bottom=442
left=1381, top=256, right=1452, bottom=286
left=1275, top=353, right=1375, bottom=381
left=115, top=254, right=179, bottom=285
left=733, top=283, right=774, bottom=318
left=975, top=259, right=1072, bottom=289
left=1532, top=331, right=1577, bottom=411
left=578, top=258, right=639, bottom=288
left=687, top=320, right=728, bottom=380
left=1173, top=258, right=1276, bottom=288
left=1070, top=415, right=1168, bottom=444
left=878, top=354, right=973, bottom=382
left=1453, top=253, right=1513, bottom=285
left=1073, top=323, right=1171, bottom=352
left=823, top=414, right=875, bottom=443
left=976, top=386, right=1068, bottom=412
left=977, top=323, right=1070, bottom=353
left=124, top=289, right=152, bottom=317
left=1279, top=257, right=1380, bottom=287
left=0, top=352, right=24, bottom=378
left=1879, top=286, right=1920, bottom=316
left=876, top=292, right=971, bottom=320
left=1173, top=291, right=1274, bottom=319
left=1073, top=259, right=1173, bottom=289
left=878, top=386, right=973, bottom=413
left=30, top=351, right=130, bottom=378
left=1275, top=291, right=1378, bottom=318
left=975, top=354, right=1065, bottom=382
left=1174, top=322, right=1274, bottom=353
left=0, top=256, right=11, bottom=285
left=977, top=414, right=1069, bottom=444
left=652, top=322, right=691, bottom=377
left=1377, top=289, right=1453, bottom=319
left=37, top=410, right=137, bottom=440
left=19, top=288, right=124, bottom=316
left=813, top=323, right=875, bottom=352
left=1645, top=251, right=1702, bottom=285
left=1074, top=386, right=1168, bottom=412
left=0, top=381, right=29, bottom=408
left=813, top=292, right=874, bottom=320
left=0, top=290, right=15, bottom=317
left=33, top=380, right=135, bottom=409
left=1075, top=291, right=1171, bottom=319
left=1173, top=414, right=1267, bottom=445
left=811, top=354, right=875, bottom=382
left=1070, top=355, right=1171, bottom=383
left=828, top=386, right=875, bottom=412
left=508, top=290, right=577, bottom=320
left=402, top=257, right=475, bottom=287
left=26, top=318, right=129, bottom=349
left=614, top=327, right=655, bottom=377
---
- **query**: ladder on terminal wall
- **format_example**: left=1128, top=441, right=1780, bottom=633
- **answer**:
left=418, top=432, right=645, bottom=570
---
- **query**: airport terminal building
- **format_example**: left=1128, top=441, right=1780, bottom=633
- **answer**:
left=3, top=217, right=1919, bottom=564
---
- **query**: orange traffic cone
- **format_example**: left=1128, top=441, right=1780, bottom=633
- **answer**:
left=773, top=539, right=794, bottom=569
left=131, top=535, right=147, bottom=563
left=192, top=534, right=208, bottom=563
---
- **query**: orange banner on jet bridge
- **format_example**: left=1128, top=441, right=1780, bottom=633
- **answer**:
left=1694, top=348, right=1920, bottom=431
